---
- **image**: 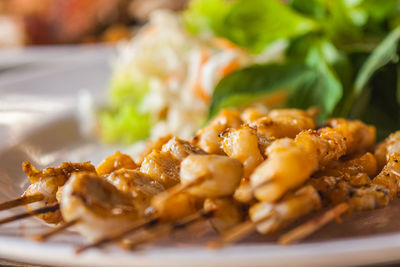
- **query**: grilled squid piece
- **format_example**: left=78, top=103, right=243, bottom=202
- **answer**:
left=139, top=150, right=181, bottom=188
left=137, top=135, right=172, bottom=165
left=249, top=151, right=386, bottom=237
left=179, top=155, right=243, bottom=198
left=161, top=136, right=207, bottom=161
left=225, top=110, right=318, bottom=203
left=372, top=131, right=400, bottom=198
left=60, top=172, right=142, bottom=241
left=249, top=119, right=375, bottom=203
left=140, top=137, right=207, bottom=188
left=220, top=126, right=264, bottom=178
left=241, top=107, right=268, bottom=124
left=151, top=154, right=243, bottom=218
left=249, top=108, right=317, bottom=139
left=22, top=162, right=96, bottom=224
left=315, top=152, right=378, bottom=180
left=96, top=151, right=138, bottom=176
left=192, top=109, right=242, bottom=154
left=204, top=197, right=244, bottom=234
left=105, top=169, right=165, bottom=209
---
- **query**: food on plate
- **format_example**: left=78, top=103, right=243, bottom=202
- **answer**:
left=1, top=107, right=400, bottom=252
left=97, top=0, right=400, bottom=145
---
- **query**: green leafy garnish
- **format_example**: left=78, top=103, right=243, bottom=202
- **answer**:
left=221, top=0, right=318, bottom=53
left=206, top=1, right=400, bottom=140
left=99, top=105, right=151, bottom=144
left=102, top=0, right=400, bottom=144
left=354, top=27, right=400, bottom=97
left=99, top=71, right=151, bottom=144
left=182, top=0, right=233, bottom=35
left=209, top=43, right=344, bottom=122
left=183, top=0, right=318, bottom=53
left=208, top=63, right=314, bottom=119
left=288, top=41, right=343, bottom=120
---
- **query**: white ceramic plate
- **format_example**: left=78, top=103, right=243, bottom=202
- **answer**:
left=1, top=46, right=400, bottom=267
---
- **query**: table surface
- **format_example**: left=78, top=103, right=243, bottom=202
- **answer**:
left=0, top=258, right=50, bottom=267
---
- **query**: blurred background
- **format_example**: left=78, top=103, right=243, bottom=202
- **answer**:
left=0, top=0, right=188, bottom=47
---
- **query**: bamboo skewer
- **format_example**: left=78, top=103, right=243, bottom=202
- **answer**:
left=209, top=212, right=275, bottom=248
left=278, top=203, right=349, bottom=245
left=75, top=218, right=157, bottom=254
left=0, top=194, right=44, bottom=212
left=32, top=219, right=80, bottom=242
left=77, top=209, right=213, bottom=253
left=122, top=210, right=213, bottom=250
left=0, top=203, right=59, bottom=225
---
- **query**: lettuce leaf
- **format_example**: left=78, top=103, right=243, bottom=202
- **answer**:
left=183, top=0, right=318, bottom=53
left=222, top=0, right=318, bottom=53
left=99, top=105, right=151, bottom=144
left=288, top=40, right=343, bottom=120
left=109, top=70, right=149, bottom=106
left=99, top=70, right=151, bottom=144
left=182, top=0, right=233, bottom=35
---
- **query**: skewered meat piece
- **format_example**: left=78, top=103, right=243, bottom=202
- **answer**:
left=193, top=109, right=242, bottom=154
left=150, top=154, right=243, bottom=224
left=240, top=107, right=268, bottom=124
left=161, top=136, right=206, bottom=161
left=372, top=134, right=400, bottom=199
left=203, top=197, right=244, bottom=233
left=250, top=119, right=375, bottom=203
left=249, top=108, right=317, bottom=139
left=220, top=126, right=264, bottom=178
left=96, top=151, right=138, bottom=176
left=250, top=185, right=321, bottom=234
left=374, top=130, right=400, bottom=170
left=61, top=172, right=141, bottom=241
left=137, top=135, right=172, bottom=165
left=315, top=152, right=378, bottom=179
left=105, top=169, right=165, bottom=211
left=22, top=161, right=96, bottom=224
left=140, top=150, right=181, bottom=188
left=180, top=154, right=243, bottom=198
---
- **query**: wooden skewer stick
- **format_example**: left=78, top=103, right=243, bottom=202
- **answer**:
left=77, top=209, right=213, bottom=254
left=208, top=220, right=256, bottom=249
left=0, top=203, right=59, bottom=225
left=278, top=203, right=349, bottom=245
left=208, top=212, right=274, bottom=249
left=122, top=209, right=213, bottom=250
left=32, top=218, right=80, bottom=242
left=154, top=175, right=210, bottom=204
left=75, top=217, right=157, bottom=254
left=0, top=194, right=44, bottom=212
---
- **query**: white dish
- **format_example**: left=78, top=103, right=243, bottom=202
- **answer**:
left=1, top=47, right=400, bottom=267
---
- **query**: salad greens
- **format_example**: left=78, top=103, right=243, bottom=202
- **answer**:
left=99, top=71, right=151, bottom=144
left=184, top=0, right=318, bottom=53
left=197, top=0, right=400, bottom=139
left=101, top=0, right=400, bottom=144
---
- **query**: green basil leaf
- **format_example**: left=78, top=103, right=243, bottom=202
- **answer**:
left=290, top=0, right=326, bottom=20
left=182, top=0, right=233, bottom=35
left=357, top=63, right=400, bottom=140
left=360, top=0, right=400, bottom=22
left=222, top=0, right=318, bottom=53
left=208, top=63, right=315, bottom=119
left=354, top=26, right=400, bottom=96
left=288, top=41, right=343, bottom=120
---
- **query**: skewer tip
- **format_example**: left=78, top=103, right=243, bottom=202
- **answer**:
left=278, top=203, right=350, bottom=245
